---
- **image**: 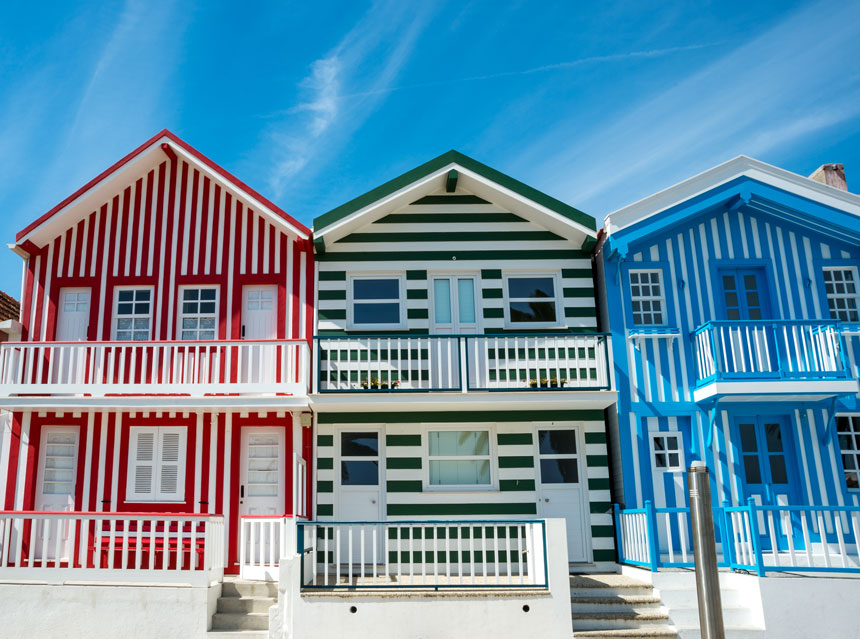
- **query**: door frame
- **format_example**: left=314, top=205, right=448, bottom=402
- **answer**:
left=238, top=426, right=287, bottom=517
left=729, top=413, right=802, bottom=506
left=711, top=260, right=776, bottom=320
left=532, top=423, right=591, bottom=562
left=56, top=287, right=92, bottom=341
left=333, top=426, right=385, bottom=521
left=35, top=425, right=81, bottom=510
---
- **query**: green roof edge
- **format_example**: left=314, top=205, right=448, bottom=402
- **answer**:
left=312, top=150, right=596, bottom=236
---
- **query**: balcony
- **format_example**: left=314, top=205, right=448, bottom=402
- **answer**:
left=0, top=339, right=310, bottom=406
left=692, top=320, right=859, bottom=402
left=315, top=333, right=611, bottom=401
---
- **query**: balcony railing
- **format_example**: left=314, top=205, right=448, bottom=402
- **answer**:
left=315, top=333, right=611, bottom=393
left=693, top=320, right=850, bottom=387
left=615, top=501, right=860, bottom=576
left=0, top=511, right=224, bottom=585
left=0, top=339, right=310, bottom=397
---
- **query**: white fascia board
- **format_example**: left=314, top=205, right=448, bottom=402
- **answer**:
left=457, top=169, right=596, bottom=245
left=693, top=379, right=860, bottom=403
left=604, top=156, right=860, bottom=236
left=165, top=140, right=309, bottom=240
left=0, top=396, right=312, bottom=411
left=19, top=144, right=165, bottom=247
left=314, top=165, right=453, bottom=244
left=310, top=390, right=618, bottom=412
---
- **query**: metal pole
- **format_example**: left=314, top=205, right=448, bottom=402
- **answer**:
left=688, top=461, right=725, bottom=639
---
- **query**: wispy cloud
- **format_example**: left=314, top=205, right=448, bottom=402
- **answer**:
left=518, top=0, right=860, bottom=217
left=265, top=0, right=438, bottom=196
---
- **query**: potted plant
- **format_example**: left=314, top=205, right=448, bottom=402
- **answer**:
left=360, top=378, right=400, bottom=390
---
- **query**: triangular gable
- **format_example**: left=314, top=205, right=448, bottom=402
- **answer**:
left=603, top=156, right=860, bottom=256
left=14, top=129, right=310, bottom=250
left=312, top=150, right=596, bottom=250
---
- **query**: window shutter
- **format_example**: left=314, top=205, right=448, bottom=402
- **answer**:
left=158, top=430, right=181, bottom=499
left=131, top=429, right=155, bottom=500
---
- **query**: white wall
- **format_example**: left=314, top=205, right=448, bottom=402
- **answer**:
left=756, top=576, right=860, bottom=638
left=0, top=582, right=220, bottom=639
left=275, top=518, right=573, bottom=639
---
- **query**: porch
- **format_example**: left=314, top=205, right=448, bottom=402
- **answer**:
left=692, top=320, right=859, bottom=401
left=615, top=501, right=860, bottom=576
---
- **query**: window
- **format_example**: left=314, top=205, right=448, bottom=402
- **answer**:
left=629, top=270, right=666, bottom=325
left=537, top=429, right=579, bottom=484
left=246, top=288, right=273, bottom=311
left=126, top=427, right=187, bottom=501
left=837, top=416, right=860, bottom=490
left=340, top=432, right=379, bottom=486
left=427, top=430, right=491, bottom=487
left=823, top=267, right=859, bottom=322
left=62, top=290, right=89, bottom=312
left=651, top=433, right=682, bottom=471
left=179, top=287, right=218, bottom=340
left=505, top=275, right=560, bottom=325
left=349, top=276, right=404, bottom=328
left=114, top=288, right=152, bottom=340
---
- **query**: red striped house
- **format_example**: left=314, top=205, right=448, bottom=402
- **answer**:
left=0, top=130, right=314, bottom=578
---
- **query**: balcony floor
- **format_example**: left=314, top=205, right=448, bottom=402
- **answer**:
left=692, top=379, right=860, bottom=403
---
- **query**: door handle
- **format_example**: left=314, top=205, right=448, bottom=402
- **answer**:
left=371, top=499, right=377, bottom=504
left=241, top=325, right=246, bottom=339
left=544, top=498, right=550, bottom=503
left=240, top=485, right=245, bottom=498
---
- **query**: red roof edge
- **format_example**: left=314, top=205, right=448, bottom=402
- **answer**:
left=16, top=129, right=310, bottom=242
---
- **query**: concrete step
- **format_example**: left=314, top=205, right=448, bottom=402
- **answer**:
left=574, top=632, right=676, bottom=638
left=217, top=596, right=276, bottom=614
left=571, top=596, right=662, bottom=614
left=221, top=580, right=278, bottom=599
left=570, top=576, right=654, bottom=599
left=211, top=612, right=269, bottom=632
left=207, top=633, right=269, bottom=639
left=572, top=609, right=672, bottom=631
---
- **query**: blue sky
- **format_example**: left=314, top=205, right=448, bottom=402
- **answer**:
left=1, top=0, right=860, bottom=296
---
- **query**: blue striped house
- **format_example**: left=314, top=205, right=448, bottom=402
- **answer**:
left=598, top=157, right=860, bottom=568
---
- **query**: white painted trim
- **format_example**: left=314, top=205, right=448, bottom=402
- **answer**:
left=421, top=424, right=498, bottom=492
left=502, top=271, right=566, bottom=330
left=346, top=273, right=408, bottom=330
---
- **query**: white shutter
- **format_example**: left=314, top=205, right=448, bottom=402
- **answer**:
left=128, top=428, right=156, bottom=500
left=157, top=429, right=185, bottom=500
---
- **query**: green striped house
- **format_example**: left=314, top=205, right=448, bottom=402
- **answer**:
left=311, top=151, right=617, bottom=568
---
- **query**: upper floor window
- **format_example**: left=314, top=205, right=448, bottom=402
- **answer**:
left=837, top=416, right=860, bottom=490
left=180, top=287, right=218, bottom=340
left=348, top=275, right=405, bottom=329
left=504, top=275, right=560, bottom=326
left=126, top=426, right=187, bottom=502
left=651, top=433, right=682, bottom=471
left=114, top=288, right=152, bottom=340
left=823, top=267, right=859, bottom=322
left=629, top=270, right=666, bottom=326
left=427, top=429, right=492, bottom=488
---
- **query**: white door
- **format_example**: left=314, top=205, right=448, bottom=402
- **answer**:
left=535, top=427, right=588, bottom=562
left=239, top=428, right=285, bottom=578
left=336, top=430, right=382, bottom=570
left=241, top=286, right=277, bottom=384
left=430, top=275, right=479, bottom=389
left=55, top=288, right=90, bottom=384
left=35, top=426, right=79, bottom=561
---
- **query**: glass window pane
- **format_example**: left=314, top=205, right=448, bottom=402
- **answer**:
left=743, top=455, right=762, bottom=484
left=429, top=431, right=488, bottom=456
left=668, top=453, right=680, bottom=467
left=764, top=423, right=784, bottom=452
left=433, top=279, right=452, bottom=324
left=341, top=460, right=378, bottom=486
left=845, top=471, right=859, bottom=489
left=540, top=458, right=578, bottom=484
left=118, top=290, right=134, bottom=302
left=509, top=301, right=557, bottom=323
left=457, top=279, right=476, bottom=323
left=739, top=424, right=758, bottom=453
left=769, top=455, right=788, bottom=484
left=354, top=302, right=400, bottom=325
left=201, top=289, right=216, bottom=300
left=429, top=460, right=490, bottom=485
left=538, top=430, right=576, bottom=455
left=353, top=279, right=399, bottom=300
left=508, top=277, right=554, bottom=299
left=341, top=432, right=378, bottom=457
left=655, top=453, right=666, bottom=468
left=184, top=289, right=198, bottom=301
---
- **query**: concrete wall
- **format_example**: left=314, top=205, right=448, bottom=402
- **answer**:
left=0, top=582, right=220, bottom=639
left=276, top=518, right=573, bottom=639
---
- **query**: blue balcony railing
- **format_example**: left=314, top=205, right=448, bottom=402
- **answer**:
left=692, top=320, right=850, bottom=387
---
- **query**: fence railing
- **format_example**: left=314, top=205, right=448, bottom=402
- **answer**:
left=239, top=515, right=291, bottom=580
left=315, top=334, right=610, bottom=393
left=0, top=511, right=224, bottom=584
left=615, top=501, right=860, bottom=576
left=0, top=339, right=310, bottom=396
left=297, top=520, right=548, bottom=589
left=693, top=320, right=849, bottom=386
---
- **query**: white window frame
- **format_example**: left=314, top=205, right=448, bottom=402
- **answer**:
left=113, top=286, right=154, bottom=341
left=126, top=426, right=187, bottom=502
left=650, top=432, right=683, bottom=472
left=347, top=274, right=407, bottom=330
left=177, top=285, right=219, bottom=341
left=837, top=415, right=860, bottom=491
left=422, top=425, right=498, bottom=492
left=502, top=272, right=564, bottom=329
left=429, top=272, right=481, bottom=333
left=823, top=266, right=860, bottom=323
left=629, top=269, right=668, bottom=327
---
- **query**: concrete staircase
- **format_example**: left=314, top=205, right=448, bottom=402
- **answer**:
left=208, top=578, right=276, bottom=639
left=570, top=574, right=677, bottom=638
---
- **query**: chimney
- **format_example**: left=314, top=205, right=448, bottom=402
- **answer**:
left=809, top=163, right=847, bottom=191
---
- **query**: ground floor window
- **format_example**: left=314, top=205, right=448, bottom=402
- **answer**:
left=651, top=433, right=682, bottom=471
left=126, top=426, right=187, bottom=502
left=427, top=429, right=491, bottom=488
